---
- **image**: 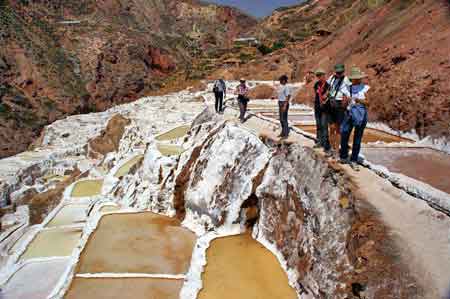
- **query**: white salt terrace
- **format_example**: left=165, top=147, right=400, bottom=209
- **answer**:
left=0, top=81, right=449, bottom=299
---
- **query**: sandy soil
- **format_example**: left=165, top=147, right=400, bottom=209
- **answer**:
left=65, top=277, right=183, bottom=299
left=71, top=180, right=104, bottom=198
left=76, top=213, right=196, bottom=274
left=20, top=228, right=82, bottom=260
left=362, top=147, right=450, bottom=194
left=198, top=234, right=297, bottom=299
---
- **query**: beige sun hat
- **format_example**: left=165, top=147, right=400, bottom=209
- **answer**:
left=240, top=78, right=246, bottom=82
left=348, top=67, right=367, bottom=80
left=315, top=68, right=326, bottom=75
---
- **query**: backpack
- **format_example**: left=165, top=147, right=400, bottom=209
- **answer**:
left=327, top=76, right=345, bottom=108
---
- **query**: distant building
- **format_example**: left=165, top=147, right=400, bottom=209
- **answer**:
left=234, top=37, right=260, bottom=47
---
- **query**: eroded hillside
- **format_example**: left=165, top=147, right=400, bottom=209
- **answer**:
left=217, top=0, right=450, bottom=142
left=0, top=0, right=256, bottom=157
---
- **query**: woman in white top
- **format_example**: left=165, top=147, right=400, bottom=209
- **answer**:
left=339, top=67, right=370, bottom=169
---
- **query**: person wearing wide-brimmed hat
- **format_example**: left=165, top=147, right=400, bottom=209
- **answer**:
left=339, top=66, right=370, bottom=170
left=313, top=68, right=331, bottom=151
left=327, top=64, right=351, bottom=156
left=236, top=78, right=249, bottom=122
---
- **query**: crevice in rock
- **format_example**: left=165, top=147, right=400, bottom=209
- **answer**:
left=173, top=123, right=225, bottom=220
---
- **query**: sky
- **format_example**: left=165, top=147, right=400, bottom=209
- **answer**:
left=204, top=0, right=303, bottom=18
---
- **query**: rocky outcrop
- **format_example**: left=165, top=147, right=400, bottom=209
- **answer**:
left=248, top=84, right=276, bottom=99
left=254, top=144, right=423, bottom=299
left=88, top=114, right=130, bottom=158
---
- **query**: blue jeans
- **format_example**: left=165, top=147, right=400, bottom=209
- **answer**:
left=340, top=109, right=368, bottom=162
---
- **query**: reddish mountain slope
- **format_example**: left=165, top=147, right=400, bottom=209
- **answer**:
left=0, top=0, right=256, bottom=157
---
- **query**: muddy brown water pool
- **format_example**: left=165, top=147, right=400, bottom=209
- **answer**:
left=362, top=147, right=450, bottom=194
left=296, top=125, right=413, bottom=144
left=65, top=277, right=183, bottom=299
left=76, top=213, right=196, bottom=274
left=199, top=234, right=297, bottom=299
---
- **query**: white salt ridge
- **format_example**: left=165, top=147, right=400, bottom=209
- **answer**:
left=362, top=159, right=450, bottom=213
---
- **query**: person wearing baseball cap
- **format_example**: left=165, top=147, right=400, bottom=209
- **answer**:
left=326, top=63, right=351, bottom=156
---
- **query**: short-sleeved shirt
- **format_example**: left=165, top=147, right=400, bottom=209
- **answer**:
left=278, top=85, right=291, bottom=102
left=348, top=84, right=370, bottom=108
left=327, top=75, right=351, bottom=101
left=214, top=80, right=226, bottom=93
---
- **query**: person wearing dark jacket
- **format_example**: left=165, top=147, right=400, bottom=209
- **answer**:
left=313, top=69, right=331, bottom=151
left=213, top=78, right=226, bottom=113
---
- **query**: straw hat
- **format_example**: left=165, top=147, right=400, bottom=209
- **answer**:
left=315, top=68, right=326, bottom=75
left=348, top=67, right=367, bottom=80
left=240, top=78, right=246, bottom=82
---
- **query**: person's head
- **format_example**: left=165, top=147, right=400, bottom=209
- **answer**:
left=239, top=78, right=246, bottom=85
left=348, top=66, right=367, bottom=84
left=315, top=69, right=326, bottom=81
left=279, top=75, right=288, bottom=85
left=334, top=64, right=345, bottom=78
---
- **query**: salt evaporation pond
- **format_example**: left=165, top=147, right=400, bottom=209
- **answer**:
left=155, top=125, right=190, bottom=141
left=157, top=144, right=186, bottom=156
left=2, top=259, right=69, bottom=299
left=71, top=179, right=103, bottom=197
left=65, top=277, right=183, bottom=299
left=114, top=155, right=144, bottom=178
left=20, top=227, right=82, bottom=260
left=46, top=204, right=88, bottom=227
left=362, top=147, right=450, bottom=194
left=98, top=204, right=120, bottom=213
left=199, top=234, right=297, bottom=299
left=76, top=213, right=196, bottom=274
